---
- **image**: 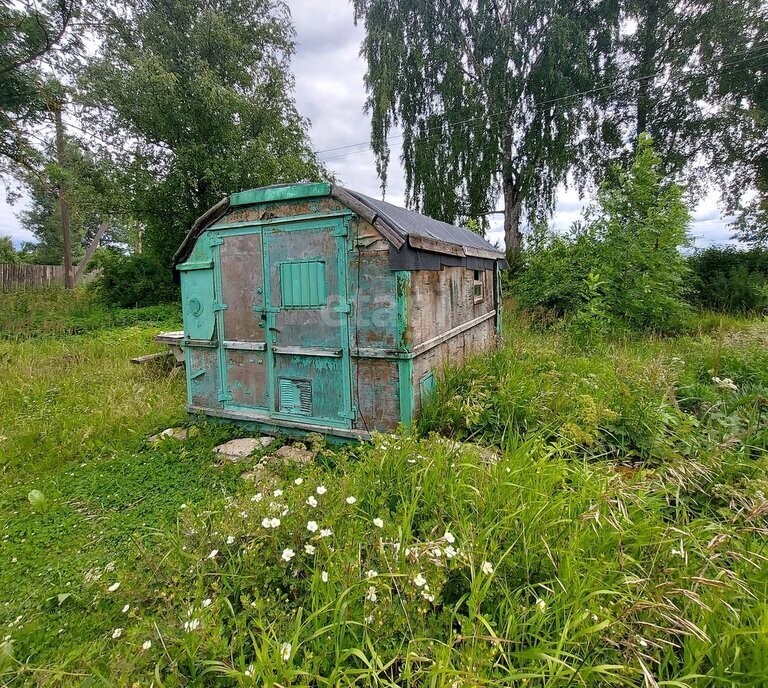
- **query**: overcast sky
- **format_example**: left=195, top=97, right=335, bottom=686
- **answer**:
left=0, top=0, right=735, bottom=251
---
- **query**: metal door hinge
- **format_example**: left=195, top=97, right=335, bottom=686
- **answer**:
left=209, top=238, right=224, bottom=247
left=331, top=227, right=348, bottom=237
left=333, top=303, right=351, bottom=314
left=213, top=303, right=228, bottom=312
left=218, top=391, right=233, bottom=402
left=338, top=407, right=357, bottom=420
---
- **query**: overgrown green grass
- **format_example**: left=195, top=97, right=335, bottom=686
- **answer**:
left=1, top=302, right=766, bottom=686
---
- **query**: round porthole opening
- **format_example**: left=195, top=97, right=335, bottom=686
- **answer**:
left=189, top=295, right=203, bottom=316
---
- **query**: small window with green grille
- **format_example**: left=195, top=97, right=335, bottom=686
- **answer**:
left=279, top=259, right=327, bottom=309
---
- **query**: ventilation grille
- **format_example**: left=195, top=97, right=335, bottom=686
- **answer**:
left=279, top=378, right=312, bottom=416
left=279, top=259, right=327, bottom=309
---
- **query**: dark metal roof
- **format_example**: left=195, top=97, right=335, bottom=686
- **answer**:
left=173, top=182, right=507, bottom=268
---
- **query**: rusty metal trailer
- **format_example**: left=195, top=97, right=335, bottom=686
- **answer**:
left=171, top=182, right=507, bottom=440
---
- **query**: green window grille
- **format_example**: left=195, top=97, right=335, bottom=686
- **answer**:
left=279, top=259, right=327, bottom=309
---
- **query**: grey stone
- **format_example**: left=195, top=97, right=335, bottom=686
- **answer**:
left=149, top=427, right=188, bottom=443
left=214, top=437, right=274, bottom=461
left=272, top=444, right=314, bottom=464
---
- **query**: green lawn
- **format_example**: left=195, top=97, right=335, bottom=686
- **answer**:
left=1, top=297, right=767, bottom=686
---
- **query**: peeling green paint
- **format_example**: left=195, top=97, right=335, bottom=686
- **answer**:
left=229, top=182, right=331, bottom=207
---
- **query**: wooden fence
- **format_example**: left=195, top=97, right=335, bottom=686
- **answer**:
left=1, top=264, right=65, bottom=292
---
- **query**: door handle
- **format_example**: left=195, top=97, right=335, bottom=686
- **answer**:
left=268, top=326, right=281, bottom=334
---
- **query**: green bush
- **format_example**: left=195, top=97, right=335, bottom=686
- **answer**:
left=91, top=251, right=179, bottom=308
left=512, top=134, right=692, bottom=336
left=687, top=245, right=768, bottom=313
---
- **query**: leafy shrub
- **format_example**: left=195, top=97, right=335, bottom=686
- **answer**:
left=687, top=245, right=768, bottom=313
left=91, top=250, right=179, bottom=308
left=513, top=134, right=692, bottom=335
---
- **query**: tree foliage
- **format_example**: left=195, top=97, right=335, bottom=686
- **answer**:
left=515, top=134, right=692, bottom=336
left=688, top=246, right=768, bottom=313
left=79, top=0, right=325, bottom=267
left=352, top=0, right=619, bottom=259
left=0, top=0, right=79, bottom=176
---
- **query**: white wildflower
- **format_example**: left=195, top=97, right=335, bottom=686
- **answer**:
left=316, top=485, right=327, bottom=495
left=107, top=582, right=120, bottom=592
left=445, top=545, right=457, bottom=559
left=321, top=571, right=328, bottom=582
left=413, top=573, right=427, bottom=587
left=179, top=503, right=187, bottom=510
left=320, top=528, right=332, bottom=538
left=432, top=547, right=442, bottom=558
left=207, top=549, right=219, bottom=559
left=345, top=496, right=357, bottom=504
left=269, top=517, right=280, bottom=528
left=261, top=517, right=272, bottom=528
left=536, top=598, right=546, bottom=612
left=306, top=520, right=318, bottom=532
left=251, top=492, right=263, bottom=502
left=304, top=544, right=316, bottom=555
left=373, top=517, right=384, bottom=528
left=364, top=614, right=374, bottom=623
left=638, top=637, right=648, bottom=648
left=481, top=561, right=494, bottom=575
left=245, top=664, right=254, bottom=677
left=226, top=535, right=235, bottom=545
left=422, top=590, right=435, bottom=602
left=121, top=604, right=130, bottom=613
left=366, top=586, right=378, bottom=602
left=306, top=495, right=318, bottom=507
left=444, top=531, right=456, bottom=544
left=280, top=642, right=292, bottom=662
left=273, top=489, right=283, bottom=497
left=366, top=569, right=378, bottom=579
left=281, top=548, right=295, bottom=562
left=142, top=640, right=152, bottom=650
left=183, top=618, right=201, bottom=632
left=111, top=628, right=123, bottom=639
left=202, top=598, right=212, bottom=608
left=294, top=477, right=303, bottom=485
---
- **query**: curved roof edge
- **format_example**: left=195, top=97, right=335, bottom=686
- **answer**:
left=173, top=182, right=507, bottom=268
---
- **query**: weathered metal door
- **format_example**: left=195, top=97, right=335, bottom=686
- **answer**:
left=264, top=217, right=354, bottom=428
left=217, top=230, right=269, bottom=409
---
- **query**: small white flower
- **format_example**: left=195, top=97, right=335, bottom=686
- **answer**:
left=536, top=598, right=546, bottom=612
left=273, top=489, right=283, bottom=497
left=111, top=628, right=123, bottom=639
left=413, top=573, right=427, bottom=587
left=261, top=517, right=272, bottom=528
left=345, top=496, right=357, bottom=504
left=481, top=561, right=494, bottom=575
left=207, top=549, right=219, bottom=559
left=306, top=495, right=318, bottom=507
left=142, top=640, right=152, bottom=650
left=269, top=517, right=281, bottom=528
left=366, top=586, right=378, bottom=602
left=422, top=590, right=435, bottom=602
left=121, top=604, right=130, bottom=613
left=281, top=548, right=295, bottom=562
left=183, top=618, right=201, bottom=632
left=245, top=664, right=254, bottom=677
left=226, top=535, right=235, bottom=545
left=432, top=547, right=442, bottom=558
left=321, top=571, right=328, bottom=583
left=294, top=477, right=303, bottom=485
left=179, top=503, right=187, bottom=510
left=407, top=459, right=416, bottom=464
left=306, top=520, right=319, bottom=532
left=373, top=517, right=384, bottom=528
left=201, top=598, right=212, bottom=608
left=638, top=637, right=648, bottom=648
left=319, top=528, right=332, bottom=538
left=591, top=613, right=598, bottom=622
left=316, top=485, right=327, bottom=495
left=11, top=557, right=17, bottom=563
left=304, top=544, right=316, bottom=555
left=366, top=569, right=378, bottom=579
left=445, top=545, right=457, bottom=559
left=251, top=492, right=263, bottom=502
left=280, top=642, right=292, bottom=662
left=364, top=614, right=374, bottom=623
left=444, top=531, right=456, bottom=544
left=108, top=582, right=121, bottom=592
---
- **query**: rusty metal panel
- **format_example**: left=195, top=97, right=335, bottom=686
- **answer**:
left=225, top=350, right=268, bottom=408
left=219, top=233, right=266, bottom=344
left=187, top=347, right=221, bottom=409
left=353, top=358, right=401, bottom=430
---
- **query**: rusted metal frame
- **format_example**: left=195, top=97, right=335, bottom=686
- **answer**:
left=223, top=340, right=266, bottom=351
left=273, top=346, right=341, bottom=357
left=335, top=216, right=355, bottom=424
left=173, top=196, right=230, bottom=267
left=211, top=239, right=232, bottom=404
left=410, top=311, right=497, bottom=357
left=207, top=210, right=351, bottom=233
left=186, top=404, right=371, bottom=441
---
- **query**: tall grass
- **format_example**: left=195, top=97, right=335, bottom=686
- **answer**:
left=0, top=308, right=766, bottom=686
